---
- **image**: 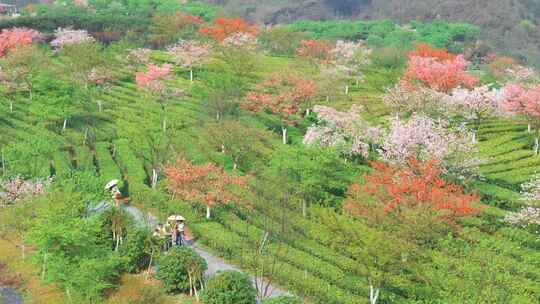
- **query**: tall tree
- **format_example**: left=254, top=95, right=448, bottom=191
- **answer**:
left=165, top=157, right=247, bottom=219
left=167, top=40, right=212, bottom=82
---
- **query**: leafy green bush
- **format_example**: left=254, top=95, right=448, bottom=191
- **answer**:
left=263, top=296, right=303, bottom=304
left=201, top=270, right=257, bottom=304
left=156, top=246, right=207, bottom=293
left=119, top=228, right=154, bottom=273
left=370, top=47, right=408, bottom=70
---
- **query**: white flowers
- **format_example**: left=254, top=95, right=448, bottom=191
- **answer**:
left=50, top=28, right=95, bottom=49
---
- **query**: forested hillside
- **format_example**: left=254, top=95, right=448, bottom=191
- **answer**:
left=203, top=0, right=540, bottom=67
left=0, top=1, right=540, bottom=304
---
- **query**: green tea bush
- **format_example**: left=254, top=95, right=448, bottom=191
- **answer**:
left=119, top=228, right=154, bottom=273
left=370, top=47, right=408, bottom=70
left=201, top=270, right=256, bottom=304
left=156, top=246, right=207, bottom=293
left=263, top=296, right=303, bottom=304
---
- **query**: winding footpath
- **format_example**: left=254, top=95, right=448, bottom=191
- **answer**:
left=0, top=287, right=23, bottom=304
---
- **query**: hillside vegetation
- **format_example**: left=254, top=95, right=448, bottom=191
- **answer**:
left=1, top=1, right=540, bottom=304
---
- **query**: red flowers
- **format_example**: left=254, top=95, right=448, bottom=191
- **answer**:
left=0, top=27, right=43, bottom=57
left=343, top=159, right=482, bottom=221
left=297, top=39, right=333, bottom=64
left=199, top=18, right=259, bottom=42
left=404, top=44, right=478, bottom=92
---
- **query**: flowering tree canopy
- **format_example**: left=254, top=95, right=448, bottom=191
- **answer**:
left=443, top=85, right=503, bottom=121
left=136, top=63, right=173, bottom=97
left=303, top=105, right=382, bottom=158
left=125, top=48, right=152, bottom=70
left=0, top=27, right=43, bottom=57
left=242, top=74, right=317, bottom=144
left=405, top=55, right=478, bottom=92
left=504, top=207, right=540, bottom=229
left=222, top=32, right=258, bottom=49
left=51, top=28, right=95, bottom=49
left=383, top=82, right=446, bottom=117
left=297, top=39, right=333, bottom=64
left=165, top=157, right=247, bottom=218
left=380, top=115, right=479, bottom=179
left=167, top=40, right=212, bottom=82
left=409, top=43, right=457, bottom=62
left=0, top=176, right=51, bottom=205
left=343, top=159, right=482, bottom=221
left=200, top=18, right=258, bottom=42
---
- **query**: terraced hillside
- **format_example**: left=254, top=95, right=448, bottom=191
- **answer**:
left=2, top=48, right=540, bottom=303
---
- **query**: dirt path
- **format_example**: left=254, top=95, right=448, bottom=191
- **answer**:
left=0, top=287, right=23, bottom=304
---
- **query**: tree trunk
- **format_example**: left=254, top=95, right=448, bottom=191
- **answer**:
left=369, top=285, right=380, bottom=304
left=41, top=251, right=47, bottom=280
left=472, top=131, right=477, bottom=144
left=10, top=101, right=13, bottom=113
left=97, top=100, right=102, bottom=112
left=189, top=273, right=193, bottom=296
left=528, top=123, right=531, bottom=133
left=2, top=151, right=5, bottom=177
left=216, top=111, right=220, bottom=121
left=326, top=95, right=330, bottom=102
left=145, top=249, right=154, bottom=280
left=151, top=169, right=158, bottom=188
left=162, top=117, right=167, bottom=132
left=206, top=206, right=211, bottom=219
left=302, top=200, right=307, bottom=218
left=345, top=85, right=349, bottom=95
left=83, top=128, right=88, bottom=145
left=281, top=126, right=287, bottom=145
left=233, top=161, right=238, bottom=171
left=190, top=69, right=194, bottom=83
left=62, top=118, right=67, bottom=131
left=534, top=137, right=539, bottom=156
left=305, top=108, right=311, bottom=116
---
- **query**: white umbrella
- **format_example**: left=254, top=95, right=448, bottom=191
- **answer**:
left=175, top=215, right=186, bottom=221
left=104, top=179, right=119, bottom=190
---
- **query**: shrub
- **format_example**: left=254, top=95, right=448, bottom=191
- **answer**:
left=156, top=246, right=207, bottom=293
left=370, top=47, right=407, bottom=69
left=128, top=285, right=168, bottom=304
left=263, top=296, right=303, bottom=304
left=201, top=270, right=257, bottom=304
left=119, top=228, right=154, bottom=273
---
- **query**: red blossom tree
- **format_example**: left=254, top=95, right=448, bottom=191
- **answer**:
left=404, top=55, right=478, bottom=92
left=242, top=74, right=317, bottom=144
left=343, top=158, right=482, bottom=223
left=0, top=27, right=43, bottom=57
left=165, top=157, right=247, bottom=219
left=199, top=18, right=259, bottom=42
left=297, top=39, right=333, bottom=64
left=408, top=43, right=457, bottom=62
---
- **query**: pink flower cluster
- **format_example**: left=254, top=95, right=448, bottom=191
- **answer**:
left=443, top=85, right=505, bottom=120
left=0, top=176, right=51, bottom=205
left=222, top=32, right=258, bottom=48
left=167, top=40, right=212, bottom=69
left=380, top=115, right=475, bottom=167
left=50, top=28, right=95, bottom=49
left=0, top=27, right=43, bottom=57
left=504, top=207, right=540, bottom=229
left=126, top=48, right=152, bottom=66
left=303, top=105, right=382, bottom=158
left=500, top=84, right=540, bottom=119
left=505, top=66, right=537, bottom=83
left=405, top=55, right=478, bottom=92
left=383, top=82, right=446, bottom=115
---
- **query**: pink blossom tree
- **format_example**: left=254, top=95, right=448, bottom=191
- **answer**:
left=125, top=48, right=152, bottom=72
left=0, top=176, right=51, bottom=206
left=383, top=82, right=446, bottom=118
left=167, top=40, right=212, bottom=82
left=405, top=55, right=478, bottom=92
left=222, top=32, right=258, bottom=49
left=0, top=27, right=43, bottom=57
left=136, top=63, right=183, bottom=131
left=50, top=28, right=95, bottom=49
left=330, top=40, right=371, bottom=95
left=380, top=115, right=480, bottom=180
left=443, top=85, right=505, bottom=143
left=500, top=84, right=540, bottom=154
left=303, top=105, right=382, bottom=158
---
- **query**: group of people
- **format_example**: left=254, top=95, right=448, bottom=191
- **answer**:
left=153, top=215, right=186, bottom=250
left=104, top=179, right=187, bottom=251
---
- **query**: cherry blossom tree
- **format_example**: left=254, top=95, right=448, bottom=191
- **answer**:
left=165, top=157, right=247, bottom=219
left=405, top=55, right=478, bottom=92
left=303, top=105, right=382, bottom=158
left=124, top=48, right=152, bottom=72
left=500, top=84, right=540, bottom=154
left=443, top=85, right=505, bottom=143
left=330, top=40, right=371, bottom=95
left=136, top=63, right=183, bottom=132
left=222, top=32, right=258, bottom=49
left=504, top=206, right=540, bottom=235
left=50, top=28, right=95, bottom=49
left=380, top=114, right=480, bottom=180
left=242, top=74, right=317, bottom=144
left=0, top=176, right=51, bottom=206
left=167, top=40, right=212, bottom=82
left=0, top=27, right=43, bottom=57
left=383, top=82, right=446, bottom=117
